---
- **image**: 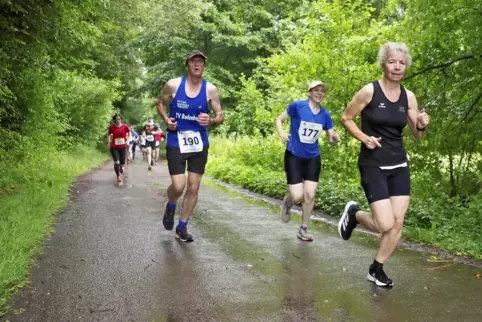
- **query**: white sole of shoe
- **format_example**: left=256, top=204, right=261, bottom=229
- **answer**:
left=297, top=234, right=313, bottom=242
left=338, top=200, right=357, bottom=239
left=366, top=273, right=393, bottom=287
left=175, top=234, right=194, bottom=242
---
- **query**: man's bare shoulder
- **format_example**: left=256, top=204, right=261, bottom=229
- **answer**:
left=206, top=81, right=219, bottom=94
left=161, top=78, right=182, bottom=100
left=166, top=77, right=182, bottom=90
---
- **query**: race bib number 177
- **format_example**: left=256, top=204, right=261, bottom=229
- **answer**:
left=298, top=122, right=323, bottom=144
left=178, top=131, right=203, bottom=153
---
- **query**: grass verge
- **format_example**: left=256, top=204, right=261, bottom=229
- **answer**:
left=0, top=146, right=108, bottom=315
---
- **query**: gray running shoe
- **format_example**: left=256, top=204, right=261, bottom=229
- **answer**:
left=280, top=195, right=292, bottom=223
left=297, top=226, right=313, bottom=242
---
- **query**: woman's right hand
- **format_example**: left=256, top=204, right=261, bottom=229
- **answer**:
left=279, top=132, right=290, bottom=144
left=363, top=136, right=382, bottom=149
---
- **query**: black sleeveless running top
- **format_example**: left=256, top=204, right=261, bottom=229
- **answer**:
left=358, top=80, right=409, bottom=167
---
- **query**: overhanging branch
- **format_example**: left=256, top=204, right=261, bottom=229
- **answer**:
left=460, top=90, right=482, bottom=124
left=406, top=54, right=482, bottom=80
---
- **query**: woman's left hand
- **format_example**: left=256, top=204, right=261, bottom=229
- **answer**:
left=417, top=109, right=429, bottom=129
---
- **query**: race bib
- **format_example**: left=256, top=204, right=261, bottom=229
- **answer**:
left=178, top=131, right=203, bottom=153
left=114, top=138, right=125, bottom=145
left=146, top=135, right=154, bottom=142
left=298, top=121, right=323, bottom=144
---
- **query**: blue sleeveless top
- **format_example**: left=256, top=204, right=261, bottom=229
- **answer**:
left=166, top=76, right=210, bottom=148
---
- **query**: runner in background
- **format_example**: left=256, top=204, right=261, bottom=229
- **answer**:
left=142, top=122, right=156, bottom=171
left=140, top=132, right=147, bottom=161
left=153, top=124, right=165, bottom=165
left=107, top=113, right=130, bottom=185
left=130, top=126, right=139, bottom=162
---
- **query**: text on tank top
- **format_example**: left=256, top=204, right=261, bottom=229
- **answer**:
left=167, top=76, right=210, bottom=152
left=358, top=80, right=408, bottom=167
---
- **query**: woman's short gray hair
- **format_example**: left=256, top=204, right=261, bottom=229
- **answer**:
left=377, top=42, right=412, bottom=70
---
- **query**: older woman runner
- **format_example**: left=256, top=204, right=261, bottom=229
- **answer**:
left=275, top=81, right=340, bottom=241
left=107, top=113, right=131, bottom=186
left=338, top=42, right=430, bottom=287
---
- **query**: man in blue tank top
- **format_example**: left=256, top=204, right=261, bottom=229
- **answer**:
left=275, top=81, right=340, bottom=242
left=156, top=50, right=224, bottom=242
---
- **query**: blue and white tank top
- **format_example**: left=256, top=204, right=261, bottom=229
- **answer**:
left=166, top=76, right=210, bottom=151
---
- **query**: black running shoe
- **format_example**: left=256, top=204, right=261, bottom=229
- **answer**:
left=175, top=226, right=194, bottom=242
left=338, top=201, right=359, bottom=240
left=162, top=203, right=175, bottom=230
left=367, top=266, right=394, bottom=287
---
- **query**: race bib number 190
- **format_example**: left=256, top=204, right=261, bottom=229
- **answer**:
left=178, top=131, right=203, bottom=153
left=298, top=122, right=323, bottom=144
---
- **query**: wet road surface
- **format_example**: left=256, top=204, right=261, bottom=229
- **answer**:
left=2, top=156, right=482, bottom=322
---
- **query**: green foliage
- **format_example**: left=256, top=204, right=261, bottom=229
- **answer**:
left=222, top=75, right=272, bottom=136
left=0, top=0, right=138, bottom=312
left=0, top=145, right=108, bottom=315
left=51, top=70, right=121, bottom=147
left=139, top=0, right=300, bottom=101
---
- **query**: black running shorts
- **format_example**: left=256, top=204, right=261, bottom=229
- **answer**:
left=284, top=150, right=321, bottom=185
left=359, top=165, right=410, bottom=204
left=145, top=140, right=156, bottom=149
left=166, top=146, right=209, bottom=175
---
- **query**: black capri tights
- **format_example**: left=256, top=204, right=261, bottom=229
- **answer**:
left=110, top=147, right=126, bottom=176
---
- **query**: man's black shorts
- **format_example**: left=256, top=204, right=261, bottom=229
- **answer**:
left=166, top=146, right=209, bottom=175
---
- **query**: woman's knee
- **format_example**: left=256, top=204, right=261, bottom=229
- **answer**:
left=371, top=200, right=395, bottom=233
left=303, top=190, right=316, bottom=204
left=290, top=191, right=303, bottom=203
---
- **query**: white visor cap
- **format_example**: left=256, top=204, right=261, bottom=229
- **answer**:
left=308, top=81, right=327, bottom=92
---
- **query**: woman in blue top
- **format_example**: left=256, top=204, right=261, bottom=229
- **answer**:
left=275, top=81, right=340, bottom=241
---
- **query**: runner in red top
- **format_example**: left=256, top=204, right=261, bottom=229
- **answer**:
left=107, top=113, right=130, bottom=185
left=153, top=124, right=165, bottom=165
